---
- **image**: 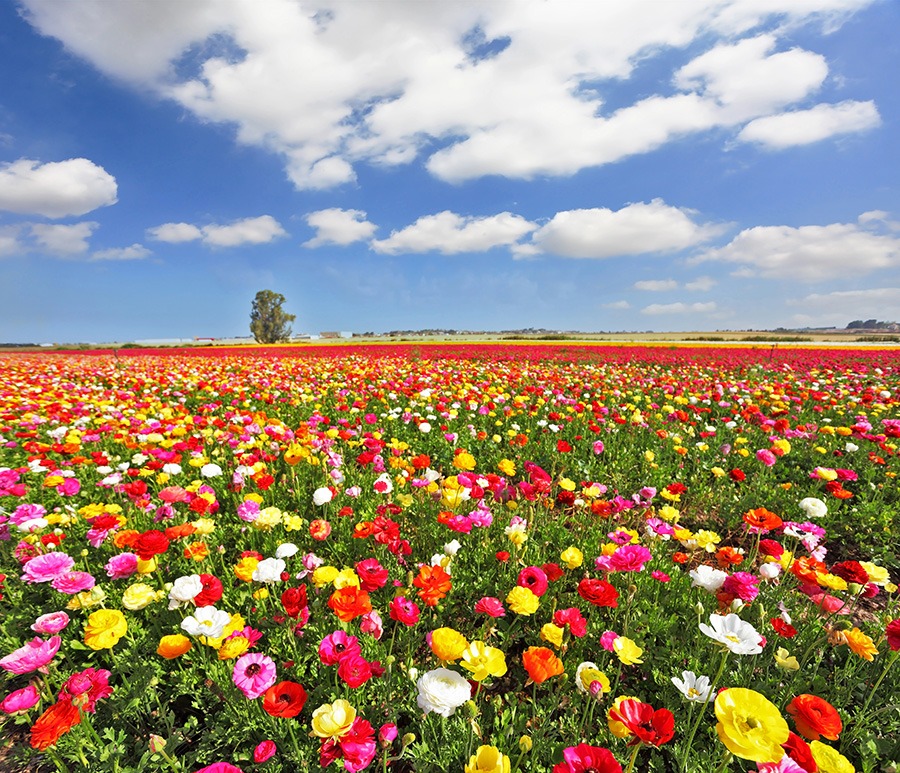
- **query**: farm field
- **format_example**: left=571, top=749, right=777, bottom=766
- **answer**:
left=0, top=344, right=898, bottom=773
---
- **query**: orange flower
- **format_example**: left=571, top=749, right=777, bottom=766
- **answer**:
left=165, top=522, right=198, bottom=540
left=113, top=529, right=139, bottom=549
left=716, top=546, right=745, bottom=568
left=786, top=694, right=842, bottom=741
left=183, top=542, right=209, bottom=561
left=743, top=508, right=783, bottom=533
left=30, top=700, right=82, bottom=750
left=840, top=627, right=878, bottom=661
left=353, top=522, right=376, bottom=538
left=521, top=646, right=564, bottom=684
left=327, top=586, right=372, bottom=622
left=413, top=564, right=452, bottom=607
left=157, top=634, right=192, bottom=659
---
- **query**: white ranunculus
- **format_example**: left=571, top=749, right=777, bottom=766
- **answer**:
left=168, top=574, right=203, bottom=609
left=759, top=562, right=782, bottom=580
left=798, top=497, right=827, bottom=519
left=162, top=463, right=183, bottom=475
left=443, top=540, right=462, bottom=556
left=418, top=422, right=431, bottom=433
left=313, top=487, right=333, bottom=506
left=689, top=564, right=728, bottom=593
left=200, top=463, right=223, bottom=478
left=252, top=557, right=286, bottom=584
left=671, top=670, right=713, bottom=703
left=699, top=613, right=763, bottom=655
left=181, top=606, right=231, bottom=638
left=416, top=668, right=471, bottom=717
left=275, top=542, right=299, bottom=559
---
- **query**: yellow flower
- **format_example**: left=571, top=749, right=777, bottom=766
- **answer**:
left=575, top=663, right=610, bottom=695
left=217, top=636, right=250, bottom=660
left=607, top=695, right=641, bottom=737
left=333, top=568, right=361, bottom=589
left=234, top=556, right=259, bottom=582
left=774, top=648, right=799, bottom=671
left=254, top=507, right=283, bottom=530
left=505, top=524, right=528, bottom=547
left=613, top=636, right=643, bottom=665
left=505, top=586, right=539, bottom=615
left=711, top=466, right=726, bottom=477
left=810, top=741, right=855, bottom=773
left=283, top=514, right=305, bottom=531
left=540, top=623, right=564, bottom=648
left=497, top=459, right=516, bottom=476
left=430, top=628, right=468, bottom=662
left=157, top=634, right=192, bottom=659
left=560, top=546, right=583, bottom=569
left=557, top=477, right=576, bottom=492
left=818, top=573, right=847, bottom=592
left=644, top=450, right=655, bottom=462
left=122, top=583, right=161, bottom=611
left=460, top=641, right=508, bottom=682
left=136, top=557, right=157, bottom=574
left=465, top=745, right=511, bottom=773
left=772, top=438, right=791, bottom=456
left=84, top=609, right=128, bottom=650
left=66, top=586, right=107, bottom=610
left=694, top=530, right=722, bottom=552
left=859, top=562, right=889, bottom=586
left=658, top=505, right=680, bottom=522
left=312, top=565, right=339, bottom=588
left=453, top=452, right=476, bottom=471
left=311, top=699, right=356, bottom=739
left=191, top=518, right=215, bottom=535
left=714, top=688, right=789, bottom=763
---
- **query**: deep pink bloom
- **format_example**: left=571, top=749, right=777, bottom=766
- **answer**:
left=604, top=545, right=653, bottom=573
left=194, top=764, right=244, bottom=773
left=1, top=684, right=41, bottom=714
left=388, top=596, right=420, bottom=626
left=517, top=566, right=549, bottom=597
left=355, top=558, right=389, bottom=592
left=0, top=636, right=61, bottom=674
left=721, top=572, right=760, bottom=603
left=600, top=631, right=619, bottom=652
left=553, top=744, right=622, bottom=773
left=253, top=741, right=277, bottom=763
left=232, top=653, right=277, bottom=700
left=756, top=449, right=777, bottom=466
left=337, top=653, right=373, bottom=688
left=105, top=553, right=139, bottom=580
left=474, top=597, right=506, bottom=617
left=320, top=716, right=377, bottom=773
left=58, top=668, right=113, bottom=713
left=31, top=612, right=70, bottom=635
left=554, top=607, right=588, bottom=638
left=318, top=631, right=361, bottom=666
left=51, top=571, right=96, bottom=594
left=21, top=552, right=74, bottom=584
left=884, top=619, right=900, bottom=651
left=378, top=723, right=398, bottom=745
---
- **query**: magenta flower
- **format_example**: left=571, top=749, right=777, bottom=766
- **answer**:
left=253, top=741, right=277, bottom=763
left=50, top=571, right=96, bottom=595
left=58, top=667, right=113, bottom=713
left=474, top=597, right=506, bottom=617
left=517, top=566, right=549, bottom=597
left=1, top=684, right=41, bottom=714
left=756, top=449, right=777, bottom=466
left=194, top=764, right=244, bottom=773
left=232, top=653, right=277, bottom=699
left=721, top=572, right=760, bottom=603
left=31, top=611, right=70, bottom=635
left=0, top=636, right=62, bottom=674
left=359, top=610, right=384, bottom=640
left=318, top=631, right=361, bottom=666
left=21, top=552, right=75, bottom=584
left=105, top=553, right=139, bottom=580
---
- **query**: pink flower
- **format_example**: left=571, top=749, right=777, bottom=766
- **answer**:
left=57, top=477, right=81, bottom=496
left=355, top=558, right=389, bottom=592
left=359, top=610, right=384, bottom=640
left=194, top=764, right=244, bottom=773
left=721, top=572, right=760, bottom=603
left=318, top=631, right=361, bottom=666
left=554, top=607, right=588, bottom=638
left=337, top=653, right=373, bottom=688
left=474, top=597, right=506, bottom=617
left=592, top=441, right=605, bottom=454
left=0, top=636, right=62, bottom=674
left=50, top=571, right=96, bottom=595
left=1, top=684, right=41, bottom=714
left=232, top=653, right=277, bottom=700
left=651, top=570, right=671, bottom=583
left=756, top=449, right=777, bottom=466
left=606, top=544, right=653, bottom=573
left=600, top=631, right=620, bottom=652
left=21, top=552, right=74, bottom=584
left=517, top=566, right=549, bottom=597
left=378, top=723, right=398, bottom=746
left=253, top=741, right=277, bottom=763
left=105, top=553, right=139, bottom=580
left=321, top=716, right=377, bottom=773
left=388, top=596, right=420, bottom=626
left=58, top=668, right=113, bottom=713
left=31, top=612, right=70, bottom=635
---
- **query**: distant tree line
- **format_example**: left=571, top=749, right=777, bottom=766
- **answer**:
left=846, top=319, right=898, bottom=329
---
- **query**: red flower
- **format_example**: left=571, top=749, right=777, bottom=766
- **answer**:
left=577, top=578, right=618, bottom=608
left=193, top=574, right=223, bottom=607
left=281, top=586, right=308, bottom=619
left=787, top=694, right=842, bottom=741
left=556, top=440, right=572, bottom=453
left=132, top=530, right=170, bottom=561
left=829, top=561, right=868, bottom=585
left=886, top=618, right=900, bottom=651
left=30, top=700, right=82, bottom=750
left=553, top=744, right=622, bottom=773
left=781, top=731, right=817, bottom=772
left=327, top=587, right=372, bottom=622
left=412, top=564, right=452, bottom=607
left=771, top=618, right=798, bottom=639
left=729, top=469, right=746, bottom=482
left=495, top=551, right=510, bottom=563
left=355, top=558, right=389, bottom=592
left=262, top=681, right=307, bottom=718
left=607, top=699, right=675, bottom=747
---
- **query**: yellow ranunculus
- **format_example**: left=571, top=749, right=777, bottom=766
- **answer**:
left=430, top=627, right=468, bottom=662
left=333, top=568, right=361, bottom=589
left=714, top=688, right=789, bottom=763
left=465, top=745, right=511, bottom=773
left=810, top=741, right=855, bottom=773
left=505, top=586, right=539, bottom=616
left=217, top=635, right=250, bottom=660
left=84, top=609, right=128, bottom=650
left=234, top=556, right=259, bottom=582
left=66, top=586, right=107, bottom=610
left=497, top=459, right=516, bottom=476
left=122, top=582, right=160, bottom=611
left=312, top=565, right=339, bottom=588
left=460, top=641, right=508, bottom=682
left=575, top=662, right=610, bottom=695
left=311, top=699, right=356, bottom=739
left=612, top=636, right=643, bottom=665
left=773, top=647, right=799, bottom=671
left=560, top=546, right=583, bottom=569
left=453, top=452, right=476, bottom=471
left=540, top=623, right=564, bottom=649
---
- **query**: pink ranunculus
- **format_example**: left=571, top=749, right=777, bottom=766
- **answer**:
left=388, top=596, right=420, bottom=626
left=105, top=552, right=139, bottom=580
left=474, top=597, right=506, bottom=618
left=253, top=741, right=277, bottom=763
left=600, top=631, right=620, bottom=652
left=337, top=653, right=374, bottom=688
left=21, top=552, right=75, bottom=583
left=0, top=636, right=61, bottom=674
left=607, top=544, right=653, bottom=573
left=232, top=653, right=277, bottom=700
left=337, top=716, right=377, bottom=773
left=58, top=667, right=113, bottom=713
left=31, top=612, right=70, bottom=635
left=57, top=477, right=81, bottom=496
left=721, top=572, right=760, bottom=603
left=50, top=571, right=96, bottom=595
left=1, top=684, right=41, bottom=714
left=318, top=631, right=361, bottom=665
left=194, top=764, right=245, bottom=773
left=378, top=723, right=398, bottom=745
left=359, top=610, right=384, bottom=640
left=517, top=566, right=549, bottom=597
left=756, top=449, right=777, bottom=466
left=158, top=486, right=190, bottom=503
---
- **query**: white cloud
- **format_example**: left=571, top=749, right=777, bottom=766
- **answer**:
left=693, top=218, right=900, bottom=281
left=526, top=200, right=722, bottom=259
left=787, top=287, right=900, bottom=327
left=0, top=158, right=117, bottom=218
left=91, top=244, right=152, bottom=261
left=147, top=222, right=203, bottom=243
left=19, top=0, right=881, bottom=188
left=147, top=215, right=286, bottom=247
left=642, top=301, right=718, bottom=315
left=30, top=222, right=98, bottom=255
left=685, top=275, right=717, bottom=291
left=634, top=279, right=678, bottom=291
left=738, top=100, right=880, bottom=148
left=304, top=208, right=376, bottom=247
left=603, top=300, right=631, bottom=309
left=371, top=211, right=536, bottom=255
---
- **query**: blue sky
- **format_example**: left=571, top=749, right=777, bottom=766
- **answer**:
left=1, top=0, right=898, bottom=343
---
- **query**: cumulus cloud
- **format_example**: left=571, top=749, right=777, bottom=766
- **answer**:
left=147, top=215, right=286, bottom=247
left=0, top=158, right=117, bottom=218
left=738, top=100, right=880, bottom=148
left=91, top=244, right=152, bottom=261
left=526, top=200, right=722, bottom=259
left=19, top=0, right=881, bottom=188
left=634, top=279, right=678, bottom=291
left=0, top=226, right=22, bottom=256
left=692, top=218, right=900, bottom=281
left=304, top=208, right=376, bottom=248
left=642, top=301, right=718, bottom=315
left=30, top=222, right=98, bottom=255
left=371, top=211, right=536, bottom=255
left=788, top=287, right=900, bottom=327
left=685, top=275, right=717, bottom=291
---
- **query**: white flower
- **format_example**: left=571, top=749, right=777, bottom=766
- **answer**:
left=162, top=463, right=183, bottom=475
left=699, top=613, right=763, bottom=655
left=131, top=453, right=148, bottom=465
left=671, top=670, right=712, bottom=703
left=844, top=442, right=859, bottom=453
left=275, top=542, right=299, bottom=559
left=418, top=422, right=431, bottom=433
left=168, top=574, right=202, bottom=609
left=416, top=668, right=471, bottom=717
left=689, top=564, right=728, bottom=593
left=181, top=606, right=231, bottom=638
left=252, top=557, right=286, bottom=584
left=759, top=562, right=782, bottom=580
left=798, top=497, right=827, bottom=519
left=200, top=463, right=223, bottom=478
left=312, top=487, right=333, bottom=506
left=443, top=540, right=462, bottom=556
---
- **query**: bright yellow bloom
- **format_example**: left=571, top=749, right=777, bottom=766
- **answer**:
left=217, top=635, right=250, bottom=660
left=311, top=700, right=357, bottom=739
left=560, top=546, right=583, bottom=569
left=810, top=741, right=855, bottom=773
left=460, top=641, right=508, bottom=682
left=122, top=583, right=161, bottom=610
left=234, top=556, right=259, bottom=582
left=575, top=662, right=610, bottom=695
left=430, top=628, right=468, bottom=662
left=859, top=562, right=889, bottom=586
left=818, top=573, right=848, bottom=592
left=465, top=745, right=511, bottom=773
left=505, top=586, right=539, bottom=615
left=714, top=688, right=789, bottom=763
left=333, top=568, right=361, bottom=589
left=191, top=518, right=215, bottom=535
left=254, top=507, right=283, bottom=530
left=453, top=452, right=476, bottom=471
left=840, top=628, right=878, bottom=661
left=497, top=459, right=516, bottom=476
left=774, top=648, right=799, bottom=671
left=694, top=530, right=722, bottom=552
left=312, top=565, right=339, bottom=588
left=66, top=586, right=107, bottom=610
left=613, top=636, right=643, bottom=665
left=540, top=623, right=564, bottom=648
left=557, top=477, right=576, bottom=492
left=84, top=609, right=128, bottom=650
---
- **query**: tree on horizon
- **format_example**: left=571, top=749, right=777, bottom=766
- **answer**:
left=250, top=290, right=295, bottom=344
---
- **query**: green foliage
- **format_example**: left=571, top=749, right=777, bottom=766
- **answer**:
left=249, top=290, right=296, bottom=344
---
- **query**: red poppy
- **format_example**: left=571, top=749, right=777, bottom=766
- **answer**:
left=262, top=681, right=307, bottom=718
left=577, top=578, right=618, bottom=608
left=787, top=694, right=842, bottom=741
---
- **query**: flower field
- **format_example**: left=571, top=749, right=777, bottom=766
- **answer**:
left=1, top=344, right=898, bottom=773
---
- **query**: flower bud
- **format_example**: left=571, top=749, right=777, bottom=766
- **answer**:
left=518, top=735, right=533, bottom=753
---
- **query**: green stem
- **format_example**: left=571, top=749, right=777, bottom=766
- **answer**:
left=624, top=744, right=641, bottom=773
left=859, top=649, right=899, bottom=718
left=680, top=650, right=728, bottom=773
